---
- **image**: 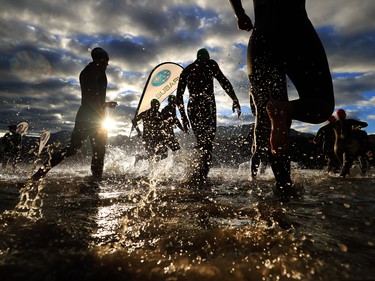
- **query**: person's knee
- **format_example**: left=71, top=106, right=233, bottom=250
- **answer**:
left=309, top=101, right=334, bottom=124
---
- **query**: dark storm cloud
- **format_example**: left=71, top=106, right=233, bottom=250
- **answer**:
left=319, top=27, right=375, bottom=72
left=333, top=72, right=375, bottom=106
left=1, top=0, right=375, bottom=135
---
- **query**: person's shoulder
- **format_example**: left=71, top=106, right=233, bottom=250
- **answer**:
left=208, top=59, right=219, bottom=66
left=183, top=62, right=196, bottom=71
left=80, top=62, right=99, bottom=75
left=323, top=123, right=334, bottom=129
left=81, top=62, right=94, bottom=70
left=208, top=58, right=218, bottom=64
left=161, top=104, right=170, bottom=111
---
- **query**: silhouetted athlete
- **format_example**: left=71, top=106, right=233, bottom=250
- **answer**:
left=176, top=48, right=241, bottom=184
left=2, top=125, right=22, bottom=170
left=229, top=0, right=335, bottom=198
left=313, top=116, right=340, bottom=173
left=32, top=47, right=117, bottom=181
left=161, top=95, right=183, bottom=152
left=332, top=109, right=368, bottom=177
left=133, top=99, right=168, bottom=161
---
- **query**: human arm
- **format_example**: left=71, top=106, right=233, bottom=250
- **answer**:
left=15, top=134, right=22, bottom=149
left=228, top=0, right=253, bottom=32
left=174, top=116, right=184, bottom=132
left=313, top=128, right=323, bottom=145
left=212, top=61, right=241, bottom=118
left=176, top=73, right=190, bottom=132
left=132, top=114, right=143, bottom=137
left=351, top=120, right=368, bottom=129
left=231, top=98, right=241, bottom=118
left=249, top=92, right=256, bottom=116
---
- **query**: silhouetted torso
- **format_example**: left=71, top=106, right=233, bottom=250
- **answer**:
left=137, top=108, right=164, bottom=142
left=78, top=62, right=107, bottom=123
left=180, top=58, right=235, bottom=104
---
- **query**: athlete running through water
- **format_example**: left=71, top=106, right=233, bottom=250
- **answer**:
left=132, top=99, right=168, bottom=162
left=228, top=0, right=335, bottom=199
left=332, top=109, right=369, bottom=177
left=32, top=47, right=117, bottom=182
left=176, top=48, right=241, bottom=186
left=161, top=95, right=184, bottom=152
left=313, top=116, right=339, bottom=173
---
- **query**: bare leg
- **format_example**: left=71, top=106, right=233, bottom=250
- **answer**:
left=266, top=100, right=293, bottom=156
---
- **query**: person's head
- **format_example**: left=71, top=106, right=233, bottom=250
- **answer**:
left=327, top=115, right=336, bottom=123
left=8, top=125, right=17, bottom=133
left=91, top=47, right=109, bottom=69
left=168, top=95, right=176, bottom=104
left=150, top=99, right=160, bottom=111
left=197, top=48, right=210, bottom=60
left=336, top=109, right=346, bottom=120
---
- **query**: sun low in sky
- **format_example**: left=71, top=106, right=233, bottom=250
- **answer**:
left=102, top=117, right=116, bottom=132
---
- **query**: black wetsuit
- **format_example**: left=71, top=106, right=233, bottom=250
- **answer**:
left=314, top=123, right=339, bottom=172
left=134, top=108, right=167, bottom=160
left=176, top=57, right=239, bottom=180
left=332, top=119, right=368, bottom=177
left=230, top=0, right=335, bottom=189
left=33, top=61, right=109, bottom=180
left=161, top=103, right=183, bottom=152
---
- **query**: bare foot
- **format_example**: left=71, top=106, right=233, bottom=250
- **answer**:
left=266, top=100, right=291, bottom=156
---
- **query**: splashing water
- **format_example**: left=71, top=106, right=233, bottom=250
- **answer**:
left=0, top=147, right=374, bottom=281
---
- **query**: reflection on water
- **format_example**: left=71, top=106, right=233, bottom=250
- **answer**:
left=0, top=153, right=374, bottom=280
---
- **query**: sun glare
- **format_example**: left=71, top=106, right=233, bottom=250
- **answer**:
left=103, top=117, right=116, bottom=131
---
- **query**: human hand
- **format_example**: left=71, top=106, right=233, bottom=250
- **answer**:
left=182, top=117, right=190, bottom=133
left=237, top=13, right=253, bottom=32
left=106, top=101, right=118, bottom=108
left=232, top=100, right=242, bottom=118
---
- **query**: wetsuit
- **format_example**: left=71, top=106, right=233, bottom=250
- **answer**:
left=161, top=103, right=183, bottom=152
left=333, top=119, right=368, bottom=177
left=176, top=57, right=239, bottom=180
left=229, top=0, right=335, bottom=190
left=313, top=123, right=339, bottom=172
left=33, top=61, right=109, bottom=180
left=134, top=107, right=167, bottom=160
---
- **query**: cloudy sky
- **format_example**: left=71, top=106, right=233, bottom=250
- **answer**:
left=1, top=0, right=375, bottom=137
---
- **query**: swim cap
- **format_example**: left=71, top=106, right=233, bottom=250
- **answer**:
left=336, top=109, right=346, bottom=119
left=151, top=99, right=160, bottom=107
left=168, top=95, right=176, bottom=103
left=91, top=47, right=109, bottom=61
left=197, top=48, right=210, bottom=59
left=327, top=115, right=336, bottom=123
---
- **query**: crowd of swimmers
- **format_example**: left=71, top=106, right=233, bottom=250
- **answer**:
left=313, top=108, right=371, bottom=178
left=1, top=1, right=374, bottom=201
